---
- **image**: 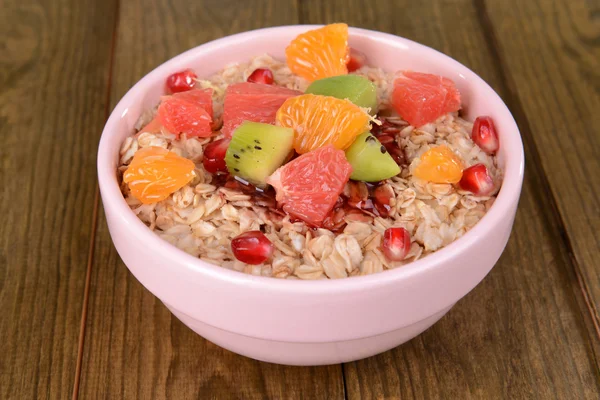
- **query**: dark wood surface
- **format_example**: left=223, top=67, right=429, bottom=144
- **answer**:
left=2, top=0, right=599, bottom=399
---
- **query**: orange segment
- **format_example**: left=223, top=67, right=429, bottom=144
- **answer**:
left=413, top=145, right=464, bottom=183
left=286, top=23, right=349, bottom=81
left=276, top=94, right=371, bottom=154
left=123, top=146, right=195, bottom=204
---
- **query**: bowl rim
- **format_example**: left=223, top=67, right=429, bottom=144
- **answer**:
left=98, top=25, right=524, bottom=294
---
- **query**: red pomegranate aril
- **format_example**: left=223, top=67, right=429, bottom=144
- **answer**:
left=202, top=138, right=231, bottom=174
left=346, top=48, right=367, bottom=72
left=377, top=135, right=395, bottom=145
left=373, top=185, right=394, bottom=217
left=322, top=207, right=347, bottom=232
left=459, top=163, right=495, bottom=196
left=231, top=231, right=274, bottom=264
left=166, top=69, right=198, bottom=94
left=347, top=181, right=369, bottom=209
left=376, top=135, right=406, bottom=165
left=371, top=118, right=393, bottom=136
left=472, top=116, right=499, bottom=154
left=382, top=227, right=411, bottom=261
left=247, top=68, right=274, bottom=85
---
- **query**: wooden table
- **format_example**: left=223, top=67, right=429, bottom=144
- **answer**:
left=2, top=0, right=599, bottom=398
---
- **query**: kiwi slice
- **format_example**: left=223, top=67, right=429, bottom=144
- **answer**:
left=305, top=75, right=378, bottom=115
left=225, top=121, right=294, bottom=187
left=345, top=132, right=401, bottom=182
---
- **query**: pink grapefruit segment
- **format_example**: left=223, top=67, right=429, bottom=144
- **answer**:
left=157, top=88, right=214, bottom=137
left=267, top=145, right=352, bottom=227
left=391, top=71, right=461, bottom=127
left=221, top=82, right=302, bottom=137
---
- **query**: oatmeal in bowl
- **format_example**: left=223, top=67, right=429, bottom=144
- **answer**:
left=99, top=25, right=523, bottom=365
left=118, top=24, right=502, bottom=280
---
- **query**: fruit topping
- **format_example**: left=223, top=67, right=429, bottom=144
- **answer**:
left=202, top=138, right=231, bottom=175
left=376, top=134, right=406, bottom=166
left=247, top=68, right=274, bottom=85
left=137, top=116, right=164, bottom=135
left=344, top=132, right=400, bottom=182
left=276, top=94, right=371, bottom=154
left=267, top=145, right=352, bottom=226
left=306, top=75, right=378, bottom=115
left=459, top=163, right=495, bottom=196
left=166, top=69, right=198, bottom=94
left=391, top=71, right=461, bottom=127
left=373, top=184, right=395, bottom=217
left=413, top=145, right=463, bottom=184
left=472, top=116, right=499, bottom=154
left=231, top=231, right=274, bottom=265
left=225, top=121, right=294, bottom=187
left=123, top=146, right=195, bottom=204
left=382, top=227, right=411, bottom=261
left=222, top=82, right=301, bottom=137
left=346, top=181, right=370, bottom=209
left=285, top=23, right=349, bottom=81
left=346, top=48, right=366, bottom=72
left=157, top=88, right=214, bottom=137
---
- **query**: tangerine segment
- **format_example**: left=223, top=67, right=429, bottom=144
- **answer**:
left=413, top=145, right=463, bottom=184
left=123, top=146, right=195, bottom=204
left=286, top=23, right=349, bottom=81
left=276, top=94, right=371, bottom=154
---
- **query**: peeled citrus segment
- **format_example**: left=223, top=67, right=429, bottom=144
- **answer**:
left=267, top=145, right=352, bottom=226
left=276, top=94, right=371, bottom=154
left=157, top=88, right=214, bottom=138
left=222, top=82, right=302, bottom=137
left=123, top=146, right=195, bottom=204
left=391, top=71, right=461, bottom=127
left=285, top=23, right=349, bottom=81
left=413, top=145, right=463, bottom=184
left=136, top=116, right=163, bottom=135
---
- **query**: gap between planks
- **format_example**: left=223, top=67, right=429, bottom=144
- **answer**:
left=472, top=0, right=600, bottom=356
left=71, top=0, right=121, bottom=398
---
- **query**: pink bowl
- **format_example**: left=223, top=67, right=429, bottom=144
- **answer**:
left=98, top=26, right=524, bottom=365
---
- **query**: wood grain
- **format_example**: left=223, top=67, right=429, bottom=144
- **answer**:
left=301, top=0, right=600, bottom=398
left=76, top=1, right=345, bottom=399
left=483, top=0, right=600, bottom=341
left=0, top=0, right=117, bottom=399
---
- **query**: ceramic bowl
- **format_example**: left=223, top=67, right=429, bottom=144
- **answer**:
left=98, top=25, right=524, bottom=366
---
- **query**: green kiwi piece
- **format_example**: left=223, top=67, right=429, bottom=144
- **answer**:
left=345, top=132, right=401, bottom=182
left=305, top=75, right=378, bottom=115
left=225, top=121, right=294, bottom=187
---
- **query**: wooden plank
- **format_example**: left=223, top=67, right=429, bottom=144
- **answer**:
left=77, top=1, right=345, bottom=399
left=0, top=0, right=118, bottom=399
left=483, top=0, right=600, bottom=342
left=300, top=0, right=600, bottom=398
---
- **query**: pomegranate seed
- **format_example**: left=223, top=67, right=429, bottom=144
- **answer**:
left=344, top=209, right=373, bottom=223
left=378, top=135, right=406, bottom=166
left=347, top=181, right=369, bottom=209
left=382, top=227, right=411, bottom=261
left=322, top=208, right=347, bottom=232
left=231, top=231, right=274, bottom=265
left=346, top=48, right=367, bottom=72
left=373, top=184, right=394, bottom=217
left=247, top=68, right=274, bottom=85
left=459, top=164, right=495, bottom=196
left=472, top=116, right=499, bottom=154
left=166, top=69, right=197, bottom=94
left=371, top=118, right=394, bottom=136
left=203, top=138, right=230, bottom=174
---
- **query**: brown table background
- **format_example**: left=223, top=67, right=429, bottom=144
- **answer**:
left=2, top=0, right=599, bottom=398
